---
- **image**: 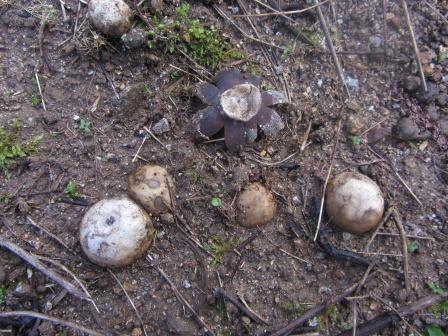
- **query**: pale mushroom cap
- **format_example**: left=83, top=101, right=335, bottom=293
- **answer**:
left=220, top=83, right=262, bottom=122
left=128, top=165, right=174, bottom=215
left=326, top=172, right=384, bottom=234
left=237, top=183, right=276, bottom=228
left=87, top=0, right=131, bottom=36
left=80, top=198, right=153, bottom=267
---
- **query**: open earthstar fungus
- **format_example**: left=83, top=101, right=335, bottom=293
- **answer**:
left=196, top=69, right=286, bottom=151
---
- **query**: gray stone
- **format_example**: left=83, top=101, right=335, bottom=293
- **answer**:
left=165, top=316, right=196, bottom=335
left=152, top=118, right=170, bottom=135
left=403, top=75, right=421, bottom=92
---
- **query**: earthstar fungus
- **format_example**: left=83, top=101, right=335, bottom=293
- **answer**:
left=196, top=69, right=285, bottom=151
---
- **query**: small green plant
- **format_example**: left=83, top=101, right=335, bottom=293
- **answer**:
left=188, top=168, right=201, bottom=184
left=30, top=93, right=42, bottom=108
left=429, top=301, right=448, bottom=318
left=428, top=283, right=445, bottom=295
left=147, top=3, right=243, bottom=69
left=78, top=118, right=92, bottom=135
left=3, top=89, right=13, bottom=97
left=425, top=325, right=446, bottom=336
left=407, top=241, right=419, bottom=253
left=0, top=287, right=4, bottom=305
left=170, top=71, right=179, bottom=80
left=211, top=197, right=222, bottom=207
left=205, top=236, right=239, bottom=268
left=0, top=120, right=42, bottom=175
left=0, top=193, right=10, bottom=204
left=65, top=181, right=80, bottom=199
left=282, top=301, right=306, bottom=316
left=352, top=135, right=361, bottom=145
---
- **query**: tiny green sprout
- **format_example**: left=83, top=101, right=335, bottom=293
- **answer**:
left=352, top=135, right=361, bottom=145
left=429, top=300, right=448, bottom=318
left=428, top=283, right=445, bottom=296
left=30, top=93, right=42, bottom=108
left=407, top=241, right=419, bottom=253
left=425, top=325, right=446, bottom=336
left=0, top=287, right=4, bottom=305
left=65, top=181, right=79, bottom=199
left=0, top=193, right=10, bottom=204
left=211, top=197, right=222, bottom=207
left=78, top=118, right=92, bottom=135
left=189, top=168, right=201, bottom=184
left=3, top=89, right=13, bottom=97
left=170, top=71, right=179, bottom=80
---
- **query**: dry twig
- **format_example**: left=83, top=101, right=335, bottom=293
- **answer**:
left=314, top=0, right=350, bottom=97
left=214, top=288, right=270, bottom=325
left=400, top=0, right=427, bottom=91
left=26, top=216, right=70, bottom=251
left=313, top=119, right=342, bottom=241
left=108, top=269, right=148, bottom=336
left=0, top=311, right=104, bottom=336
left=148, top=257, right=215, bottom=335
left=392, top=209, right=410, bottom=291
left=0, top=237, right=88, bottom=300
left=365, top=206, right=395, bottom=251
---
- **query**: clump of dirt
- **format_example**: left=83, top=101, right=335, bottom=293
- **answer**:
left=0, top=0, right=447, bottom=335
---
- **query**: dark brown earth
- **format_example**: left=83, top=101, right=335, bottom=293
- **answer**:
left=0, top=0, right=447, bottom=335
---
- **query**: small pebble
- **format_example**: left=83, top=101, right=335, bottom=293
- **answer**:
left=152, top=118, right=170, bottom=135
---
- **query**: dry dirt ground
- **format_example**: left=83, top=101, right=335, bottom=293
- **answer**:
left=0, top=0, right=447, bottom=335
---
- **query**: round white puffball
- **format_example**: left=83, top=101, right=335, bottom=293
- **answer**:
left=80, top=198, right=153, bottom=267
left=87, top=0, right=132, bottom=36
left=326, top=172, right=384, bottom=234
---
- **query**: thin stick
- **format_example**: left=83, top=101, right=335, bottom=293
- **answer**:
left=365, top=206, right=395, bottom=251
left=313, top=120, right=342, bottom=241
left=58, top=0, right=67, bottom=22
left=37, top=256, right=100, bottom=313
left=382, top=0, right=388, bottom=56
left=376, top=232, right=434, bottom=241
left=372, top=295, right=423, bottom=336
left=337, top=294, right=444, bottom=336
left=0, top=237, right=88, bottom=300
left=423, top=0, right=448, bottom=26
left=239, top=0, right=330, bottom=17
left=392, top=209, right=410, bottom=291
left=367, top=146, right=423, bottom=207
left=269, top=281, right=362, bottom=336
left=400, top=0, right=427, bottom=91
left=213, top=5, right=284, bottom=50
left=34, top=73, right=47, bottom=112
left=143, top=126, right=169, bottom=151
left=108, top=269, right=148, bottom=336
left=248, top=152, right=297, bottom=166
left=266, top=238, right=311, bottom=264
left=26, top=216, right=70, bottom=251
left=148, top=257, right=216, bottom=336
left=300, top=121, right=312, bottom=151
left=215, top=288, right=269, bottom=325
left=359, top=116, right=389, bottom=137
left=0, top=311, right=104, bottom=336
left=314, top=0, right=350, bottom=97
left=132, top=136, right=147, bottom=163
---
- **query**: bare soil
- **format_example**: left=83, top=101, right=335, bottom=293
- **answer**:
left=0, top=0, right=447, bottom=335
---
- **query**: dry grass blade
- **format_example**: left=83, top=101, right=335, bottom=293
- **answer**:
left=392, top=209, right=410, bottom=291
left=147, top=257, right=216, bottom=336
left=26, top=216, right=71, bottom=251
left=0, top=237, right=88, bottom=300
left=0, top=311, right=104, bottom=336
left=37, top=255, right=100, bottom=313
left=108, top=269, right=148, bottom=336
left=313, top=119, right=342, bottom=241
left=241, top=0, right=331, bottom=17
left=314, top=0, right=350, bottom=97
left=400, top=0, right=427, bottom=91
